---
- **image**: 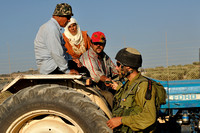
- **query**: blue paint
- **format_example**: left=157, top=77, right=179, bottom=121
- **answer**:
left=151, top=79, right=200, bottom=109
left=152, top=78, right=200, bottom=132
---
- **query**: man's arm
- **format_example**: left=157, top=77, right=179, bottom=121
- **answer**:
left=46, top=26, right=68, bottom=73
left=80, top=52, right=105, bottom=82
left=107, top=117, right=122, bottom=129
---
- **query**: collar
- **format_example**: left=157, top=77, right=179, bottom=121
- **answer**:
left=89, top=47, right=98, bottom=57
left=51, top=18, right=62, bottom=31
left=128, top=72, right=141, bottom=86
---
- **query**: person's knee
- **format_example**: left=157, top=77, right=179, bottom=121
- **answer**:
left=100, top=90, right=113, bottom=109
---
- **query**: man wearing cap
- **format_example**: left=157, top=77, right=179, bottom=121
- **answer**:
left=80, top=31, right=118, bottom=108
left=34, top=3, right=74, bottom=74
left=107, top=47, right=157, bottom=132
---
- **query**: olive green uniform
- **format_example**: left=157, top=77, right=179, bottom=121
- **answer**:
left=112, top=72, right=156, bottom=132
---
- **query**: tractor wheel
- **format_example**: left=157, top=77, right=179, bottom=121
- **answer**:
left=0, top=84, right=112, bottom=133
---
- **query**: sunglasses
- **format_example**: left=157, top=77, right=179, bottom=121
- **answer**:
left=116, top=62, right=124, bottom=67
left=93, top=42, right=105, bottom=46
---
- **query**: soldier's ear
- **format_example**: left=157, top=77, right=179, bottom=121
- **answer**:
left=126, top=66, right=131, bottom=70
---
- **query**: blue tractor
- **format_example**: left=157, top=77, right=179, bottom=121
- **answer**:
left=155, top=79, right=200, bottom=132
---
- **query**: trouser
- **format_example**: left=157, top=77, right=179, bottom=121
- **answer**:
left=49, top=67, right=65, bottom=74
left=114, top=121, right=157, bottom=133
left=68, top=60, right=90, bottom=76
left=100, top=90, right=114, bottom=109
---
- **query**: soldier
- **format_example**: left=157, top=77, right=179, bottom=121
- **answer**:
left=107, top=47, right=157, bottom=132
left=34, top=3, right=76, bottom=74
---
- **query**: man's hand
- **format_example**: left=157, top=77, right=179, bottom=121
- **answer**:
left=104, top=78, right=112, bottom=87
left=107, top=117, right=122, bottom=129
left=110, top=80, right=118, bottom=90
left=69, top=69, right=79, bottom=75
left=72, top=58, right=82, bottom=68
left=100, top=76, right=112, bottom=87
left=86, top=78, right=92, bottom=86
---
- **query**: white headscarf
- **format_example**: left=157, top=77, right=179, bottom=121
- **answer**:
left=64, top=18, right=86, bottom=56
left=64, top=18, right=83, bottom=46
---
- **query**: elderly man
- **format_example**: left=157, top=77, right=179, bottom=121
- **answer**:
left=34, top=3, right=73, bottom=74
left=80, top=31, right=118, bottom=108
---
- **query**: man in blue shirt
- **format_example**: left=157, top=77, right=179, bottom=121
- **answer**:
left=34, top=3, right=74, bottom=74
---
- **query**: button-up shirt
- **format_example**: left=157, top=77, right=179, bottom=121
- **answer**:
left=34, top=18, right=69, bottom=74
left=80, top=47, right=118, bottom=82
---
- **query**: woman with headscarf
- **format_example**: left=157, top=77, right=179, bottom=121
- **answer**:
left=63, top=18, right=91, bottom=75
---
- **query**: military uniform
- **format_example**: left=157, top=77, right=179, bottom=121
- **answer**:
left=112, top=72, right=157, bottom=132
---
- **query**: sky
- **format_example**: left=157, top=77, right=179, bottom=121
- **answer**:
left=0, top=0, right=199, bottom=74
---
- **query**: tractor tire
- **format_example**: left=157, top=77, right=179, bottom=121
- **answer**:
left=0, top=84, right=112, bottom=133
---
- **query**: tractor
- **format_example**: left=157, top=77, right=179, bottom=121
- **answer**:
left=1, top=73, right=200, bottom=132
left=0, top=74, right=112, bottom=133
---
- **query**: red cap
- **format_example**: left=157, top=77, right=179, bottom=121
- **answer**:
left=91, top=31, right=106, bottom=43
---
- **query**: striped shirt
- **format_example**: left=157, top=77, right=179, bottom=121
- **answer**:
left=80, top=47, right=118, bottom=82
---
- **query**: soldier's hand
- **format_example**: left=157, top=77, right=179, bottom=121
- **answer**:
left=110, top=80, right=118, bottom=90
left=107, top=117, right=122, bottom=129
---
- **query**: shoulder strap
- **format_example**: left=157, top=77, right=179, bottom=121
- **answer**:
left=123, top=77, right=148, bottom=99
left=132, top=77, right=153, bottom=101
left=145, top=79, right=152, bottom=100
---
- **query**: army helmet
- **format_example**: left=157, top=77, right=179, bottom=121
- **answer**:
left=53, top=3, right=73, bottom=16
left=115, top=47, right=142, bottom=68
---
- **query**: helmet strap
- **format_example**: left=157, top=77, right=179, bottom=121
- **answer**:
left=126, top=70, right=133, bottom=77
left=122, top=69, right=133, bottom=78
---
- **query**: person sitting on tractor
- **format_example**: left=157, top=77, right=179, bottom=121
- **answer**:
left=34, top=3, right=75, bottom=74
left=80, top=31, right=118, bottom=108
left=63, top=17, right=91, bottom=76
